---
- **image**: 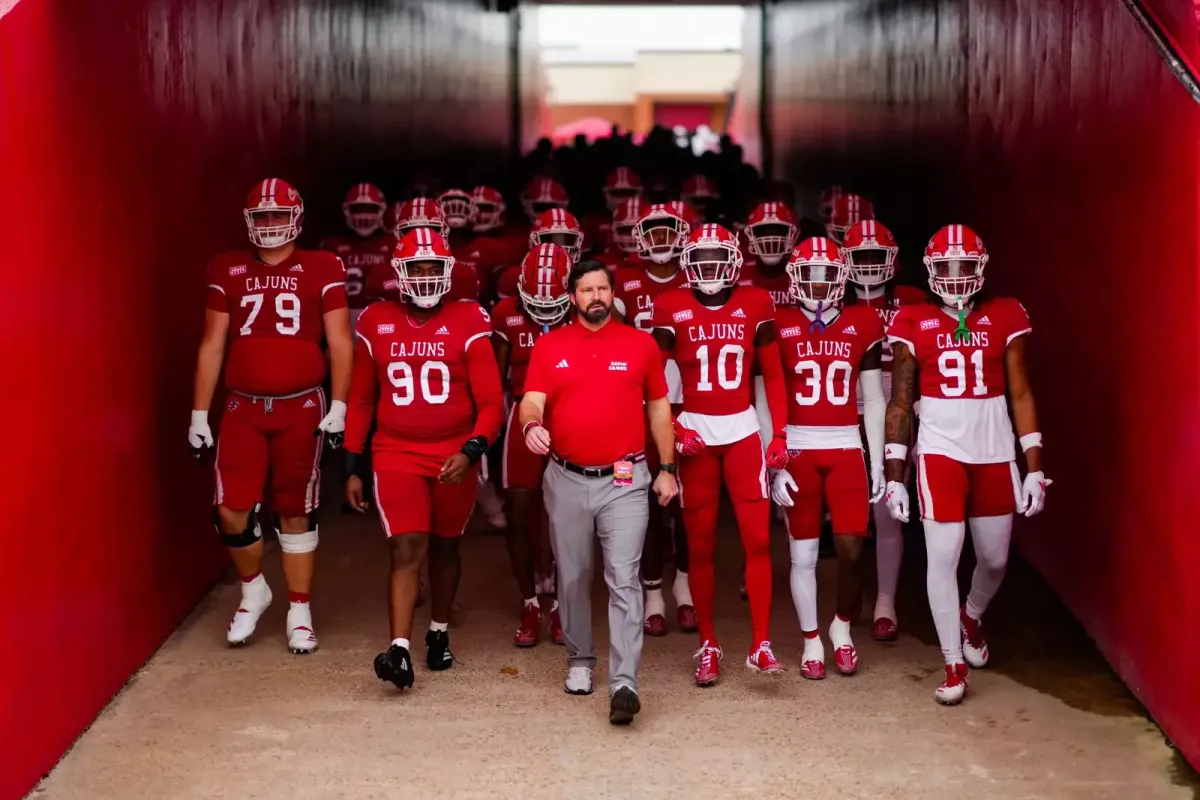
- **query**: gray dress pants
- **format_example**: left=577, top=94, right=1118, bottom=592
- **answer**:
left=542, top=459, right=651, bottom=694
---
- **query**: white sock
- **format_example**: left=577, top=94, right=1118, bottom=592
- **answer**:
left=924, top=520, right=967, bottom=664
left=391, top=637, right=410, bottom=650
left=873, top=500, right=902, bottom=621
left=802, top=633, right=824, bottom=663
left=644, top=586, right=665, bottom=619
left=672, top=570, right=693, bottom=607
left=429, top=621, right=449, bottom=633
left=523, top=596, right=539, bottom=610
left=829, top=615, right=853, bottom=650
left=788, top=538, right=820, bottom=632
left=965, top=514, right=1013, bottom=620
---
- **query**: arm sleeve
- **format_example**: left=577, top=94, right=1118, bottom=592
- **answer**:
left=466, top=337, right=506, bottom=443
left=643, top=335, right=669, bottom=402
left=204, top=258, right=228, bottom=312
left=756, top=339, right=789, bottom=437
left=344, top=334, right=378, bottom=455
left=321, top=254, right=349, bottom=312
left=860, top=368, right=885, bottom=469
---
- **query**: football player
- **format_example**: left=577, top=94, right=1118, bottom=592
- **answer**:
left=370, top=198, right=481, bottom=306
left=491, top=244, right=574, bottom=647
left=189, top=178, right=353, bottom=654
left=884, top=224, right=1048, bottom=705
left=681, top=174, right=720, bottom=223
left=595, top=197, right=647, bottom=273
left=319, top=183, right=392, bottom=329
left=826, top=193, right=873, bottom=246
left=344, top=228, right=505, bottom=691
left=770, top=237, right=886, bottom=679
left=529, top=208, right=585, bottom=266
left=841, top=219, right=927, bottom=641
left=651, top=224, right=791, bottom=685
left=614, top=201, right=696, bottom=636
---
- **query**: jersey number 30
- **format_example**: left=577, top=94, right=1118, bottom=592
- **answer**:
left=794, top=360, right=852, bottom=406
left=388, top=360, right=450, bottom=406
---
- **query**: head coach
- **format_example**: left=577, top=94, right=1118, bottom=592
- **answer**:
left=518, top=258, right=679, bottom=725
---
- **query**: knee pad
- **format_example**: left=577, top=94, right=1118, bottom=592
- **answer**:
left=275, top=512, right=320, bottom=554
left=215, top=507, right=262, bottom=549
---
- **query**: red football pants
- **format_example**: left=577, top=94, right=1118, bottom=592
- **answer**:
left=679, top=432, right=771, bottom=646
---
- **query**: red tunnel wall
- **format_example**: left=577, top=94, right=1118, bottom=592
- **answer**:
left=0, top=1, right=532, bottom=797
left=767, top=0, right=1200, bottom=767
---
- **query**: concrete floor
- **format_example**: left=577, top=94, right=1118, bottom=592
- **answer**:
left=34, top=500, right=1197, bottom=800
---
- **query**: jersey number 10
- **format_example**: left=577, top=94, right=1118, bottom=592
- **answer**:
left=696, top=344, right=745, bottom=392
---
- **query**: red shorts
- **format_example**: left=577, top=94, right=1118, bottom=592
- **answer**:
left=215, top=388, right=325, bottom=517
left=679, top=432, right=767, bottom=509
left=502, top=402, right=546, bottom=490
left=916, top=453, right=1019, bottom=523
left=783, top=448, right=869, bottom=539
left=373, top=467, right=480, bottom=538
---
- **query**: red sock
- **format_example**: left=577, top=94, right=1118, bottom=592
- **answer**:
left=241, top=571, right=261, bottom=583
left=734, top=498, right=773, bottom=645
left=836, top=613, right=851, bottom=623
left=288, top=591, right=310, bottom=604
left=681, top=504, right=719, bottom=643
left=804, top=629, right=820, bottom=639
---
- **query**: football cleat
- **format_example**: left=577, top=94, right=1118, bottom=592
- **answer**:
left=644, top=614, right=667, bottom=637
left=961, top=608, right=990, bottom=668
left=936, top=663, right=969, bottom=705
left=872, top=616, right=899, bottom=642
left=425, top=629, right=454, bottom=671
left=226, top=581, right=272, bottom=646
left=677, top=605, right=698, bottom=633
left=833, top=644, right=859, bottom=675
left=547, top=606, right=565, bottom=645
left=286, top=604, right=318, bottom=655
left=514, top=603, right=540, bottom=648
left=694, top=641, right=722, bottom=686
left=746, top=641, right=786, bottom=674
left=374, top=644, right=415, bottom=690
left=800, top=635, right=826, bottom=680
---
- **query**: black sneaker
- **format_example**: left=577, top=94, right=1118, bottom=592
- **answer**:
left=425, top=629, right=454, bottom=671
left=609, top=686, right=641, bottom=725
left=374, top=645, right=414, bottom=690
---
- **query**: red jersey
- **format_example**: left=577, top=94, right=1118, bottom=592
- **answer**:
left=849, top=284, right=927, bottom=412
left=887, top=297, right=1031, bottom=464
left=205, top=249, right=347, bottom=396
left=777, top=305, right=884, bottom=449
left=652, top=286, right=775, bottom=445
left=490, top=296, right=569, bottom=395
left=318, top=233, right=395, bottom=309
left=741, top=268, right=794, bottom=309
left=495, top=265, right=521, bottom=299
left=613, top=265, right=689, bottom=332
left=346, top=299, right=504, bottom=475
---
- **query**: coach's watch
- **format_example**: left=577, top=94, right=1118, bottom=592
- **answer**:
left=658, top=463, right=678, bottom=475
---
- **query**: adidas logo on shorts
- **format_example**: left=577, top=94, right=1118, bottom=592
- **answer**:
left=731, top=308, right=746, bottom=318
left=436, top=326, right=450, bottom=335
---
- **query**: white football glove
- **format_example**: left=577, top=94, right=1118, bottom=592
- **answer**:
left=885, top=480, right=910, bottom=522
left=770, top=470, right=798, bottom=508
left=869, top=462, right=886, bottom=504
left=1020, top=471, right=1051, bottom=517
left=188, top=410, right=214, bottom=457
left=317, top=400, right=348, bottom=449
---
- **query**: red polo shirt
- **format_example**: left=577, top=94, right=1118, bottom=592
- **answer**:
left=524, top=318, right=668, bottom=467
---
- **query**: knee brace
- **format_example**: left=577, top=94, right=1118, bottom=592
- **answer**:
left=214, top=506, right=262, bottom=549
left=275, top=512, right=320, bottom=554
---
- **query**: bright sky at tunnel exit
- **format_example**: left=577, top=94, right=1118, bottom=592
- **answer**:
left=537, top=4, right=745, bottom=63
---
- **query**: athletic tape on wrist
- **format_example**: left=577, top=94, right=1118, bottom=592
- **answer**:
left=884, top=443, right=908, bottom=461
left=1019, top=432, right=1043, bottom=452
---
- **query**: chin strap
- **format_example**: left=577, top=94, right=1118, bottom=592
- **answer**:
left=809, top=301, right=827, bottom=333
left=952, top=297, right=971, bottom=344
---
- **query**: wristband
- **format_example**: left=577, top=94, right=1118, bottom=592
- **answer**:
left=522, top=421, right=542, bottom=437
left=344, top=451, right=367, bottom=480
left=658, top=463, right=678, bottom=475
left=1019, top=433, right=1043, bottom=452
left=884, top=443, right=908, bottom=461
left=460, top=435, right=489, bottom=465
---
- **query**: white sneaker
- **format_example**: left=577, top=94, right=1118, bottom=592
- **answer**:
left=227, top=578, right=272, bottom=646
left=287, top=604, right=318, bottom=654
left=565, top=666, right=593, bottom=695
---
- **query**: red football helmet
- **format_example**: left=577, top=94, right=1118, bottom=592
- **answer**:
left=681, top=174, right=720, bottom=216
left=244, top=178, right=304, bottom=248
left=342, top=183, right=386, bottom=238
left=611, top=197, right=646, bottom=254
left=819, top=185, right=846, bottom=222
left=787, top=237, right=849, bottom=311
left=392, top=228, right=454, bottom=308
left=469, top=185, right=506, bottom=233
left=843, top=219, right=899, bottom=288
left=924, top=224, right=988, bottom=306
left=827, top=194, right=874, bottom=244
left=393, top=197, right=449, bottom=239
left=437, top=189, right=473, bottom=230
left=634, top=203, right=691, bottom=264
left=518, top=243, right=572, bottom=325
left=744, top=202, right=799, bottom=266
left=667, top=200, right=701, bottom=232
left=603, top=167, right=642, bottom=212
left=521, top=177, right=569, bottom=219
left=529, top=209, right=584, bottom=263
left=680, top=223, right=743, bottom=294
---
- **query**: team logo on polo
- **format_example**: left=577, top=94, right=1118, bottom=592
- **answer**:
left=609, top=361, right=628, bottom=371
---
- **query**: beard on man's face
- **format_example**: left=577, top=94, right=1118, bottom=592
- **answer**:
left=576, top=297, right=612, bottom=323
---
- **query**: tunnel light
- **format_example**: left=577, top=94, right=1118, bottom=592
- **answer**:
left=1123, top=0, right=1200, bottom=104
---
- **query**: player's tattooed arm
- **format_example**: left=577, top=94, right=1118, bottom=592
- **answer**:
left=885, top=342, right=916, bottom=483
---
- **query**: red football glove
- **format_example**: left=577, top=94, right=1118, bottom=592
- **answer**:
left=765, top=436, right=790, bottom=470
left=673, top=417, right=707, bottom=457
